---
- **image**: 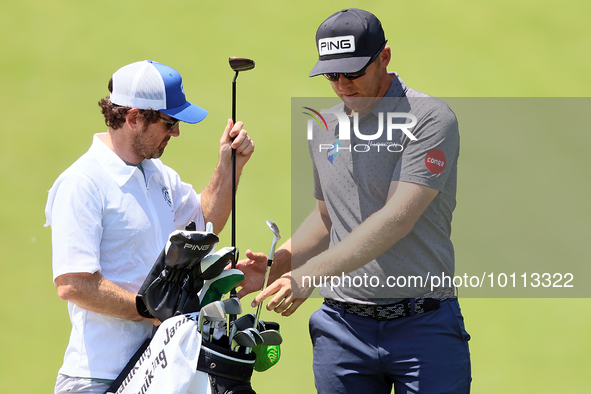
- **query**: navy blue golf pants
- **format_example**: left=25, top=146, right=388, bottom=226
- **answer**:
left=309, top=299, right=471, bottom=393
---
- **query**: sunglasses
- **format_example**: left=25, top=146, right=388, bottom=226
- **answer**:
left=323, top=42, right=386, bottom=82
left=159, top=114, right=180, bottom=132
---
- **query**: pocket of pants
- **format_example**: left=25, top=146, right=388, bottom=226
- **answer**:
left=448, top=300, right=471, bottom=342
left=308, top=307, right=322, bottom=346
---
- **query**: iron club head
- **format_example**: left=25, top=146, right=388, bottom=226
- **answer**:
left=232, top=330, right=257, bottom=352
left=244, top=327, right=264, bottom=346
left=242, top=327, right=264, bottom=354
left=222, top=297, right=242, bottom=315
left=266, top=220, right=281, bottom=238
left=260, top=329, right=283, bottom=346
left=265, top=220, right=281, bottom=260
left=199, top=302, right=226, bottom=342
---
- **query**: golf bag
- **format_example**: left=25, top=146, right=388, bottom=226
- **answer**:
left=104, top=312, right=257, bottom=394
left=106, top=226, right=271, bottom=394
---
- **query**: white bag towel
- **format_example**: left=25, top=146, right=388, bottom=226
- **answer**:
left=111, top=312, right=210, bottom=394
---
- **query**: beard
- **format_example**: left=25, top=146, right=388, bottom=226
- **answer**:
left=130, top=123, right=168, bottom=161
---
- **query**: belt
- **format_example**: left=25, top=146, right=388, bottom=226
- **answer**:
left=324, top=297, right=441, bottom=321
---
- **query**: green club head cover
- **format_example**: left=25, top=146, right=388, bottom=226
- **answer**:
left=199, top=269, right=244, bottom=307
left=253, top=344, right=281, bottom=372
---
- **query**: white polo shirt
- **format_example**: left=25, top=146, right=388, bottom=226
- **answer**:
left=45, top=133, right=205, bottom=380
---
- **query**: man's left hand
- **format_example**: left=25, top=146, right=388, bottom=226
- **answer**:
left=251, top=271, right=313, bottom=317
left=220, top=119, right=254, bottom=169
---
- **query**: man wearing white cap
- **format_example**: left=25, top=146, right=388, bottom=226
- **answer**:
left=45, top=60, right=254, bottom=393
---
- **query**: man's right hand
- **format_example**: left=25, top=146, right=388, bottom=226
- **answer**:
left=235, top=249, right=268, bottom=298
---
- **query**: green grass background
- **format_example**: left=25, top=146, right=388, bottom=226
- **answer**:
left=1, top=0, right=589, bottom=392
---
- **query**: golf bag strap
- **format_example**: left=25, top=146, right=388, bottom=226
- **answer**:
left=197, top=341, right=256, bottom=383
left=103, top=338, right=151, bottom=394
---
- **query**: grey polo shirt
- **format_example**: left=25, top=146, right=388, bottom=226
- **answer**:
left=309, top=74, right=459, bottom=303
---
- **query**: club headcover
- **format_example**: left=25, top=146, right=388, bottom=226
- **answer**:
left=136, top=229, right=220, bottom=320
left=251, top=322, right=281, bottom=372
left=164, top=230, right=219, bottom=269
left=199, top=247, right=236, bottom=279
left=199, top=269, right=245, bottom=307
left=253, top=344, right=281, bottom=372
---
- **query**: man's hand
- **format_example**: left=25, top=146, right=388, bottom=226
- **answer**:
left=202, top=119, right=255, bottom=232
left=235, top=249, right=268, bottom=298
left=251, top=271, right=313, bottom=317
left=220, top=119, right=254, bottom=170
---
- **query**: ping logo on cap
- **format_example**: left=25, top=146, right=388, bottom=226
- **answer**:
left=318, top=35, right=356, bottom=56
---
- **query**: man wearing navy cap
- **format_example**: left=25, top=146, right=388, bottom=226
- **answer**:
left=244, top=9, right=471, bottom=393
left=45, top=60, right=254, bottom=393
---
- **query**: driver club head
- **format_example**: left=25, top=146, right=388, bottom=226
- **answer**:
left=229, top=57, right=255, bottom=72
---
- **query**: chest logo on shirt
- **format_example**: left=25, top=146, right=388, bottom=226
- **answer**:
left=327, top=140, right=341, bottom=164
left=162, top=187, right=172, bottom=207
left=425, top=149, right=446, bottom=174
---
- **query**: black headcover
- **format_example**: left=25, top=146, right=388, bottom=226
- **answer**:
left=136, top=229, right=220, bottom=321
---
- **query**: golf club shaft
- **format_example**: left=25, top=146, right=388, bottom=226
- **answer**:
left=254, top=258, right=273, bottom=328
left=231, top=71, right=238, bottom=256
left=229, top=71, right=239, bottom=311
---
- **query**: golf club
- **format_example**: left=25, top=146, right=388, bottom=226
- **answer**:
left=244, top=327, right=264, bottom=346
left=212, top=298, right=246, bottom=342
left=220, top=297, right=242, bottom=340
left=232, top=330, right=257, bottom=352
left=227, top=56, right=254, bottom=332
left=254, top=220, right=281, bottom=329
left=198, top=302, right=226, bottom=342
left=260, top=329, right=283, bottom=346
left=233, top=327, right=263, bottom=354
left=229, top=313, right=270, bottom=347
left=229, top=313, right=254, bottom=346
left=222, top=297, right=242, bottom=316
left=228, top=57, right=255, bottom=263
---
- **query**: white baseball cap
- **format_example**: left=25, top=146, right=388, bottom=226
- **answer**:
left=110, top=60, right=207, bottom=124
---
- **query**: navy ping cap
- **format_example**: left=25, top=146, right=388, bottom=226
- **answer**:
left=309, top=9, right=387, bottom=77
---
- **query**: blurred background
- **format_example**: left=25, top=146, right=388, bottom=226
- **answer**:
left=0, top=0, right=589, bottom=392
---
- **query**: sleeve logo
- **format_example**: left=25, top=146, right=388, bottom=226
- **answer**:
left=425, top=149, right=446, bottom=174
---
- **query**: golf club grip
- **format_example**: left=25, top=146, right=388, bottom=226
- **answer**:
left=260, top=260, right=273, bottom=291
